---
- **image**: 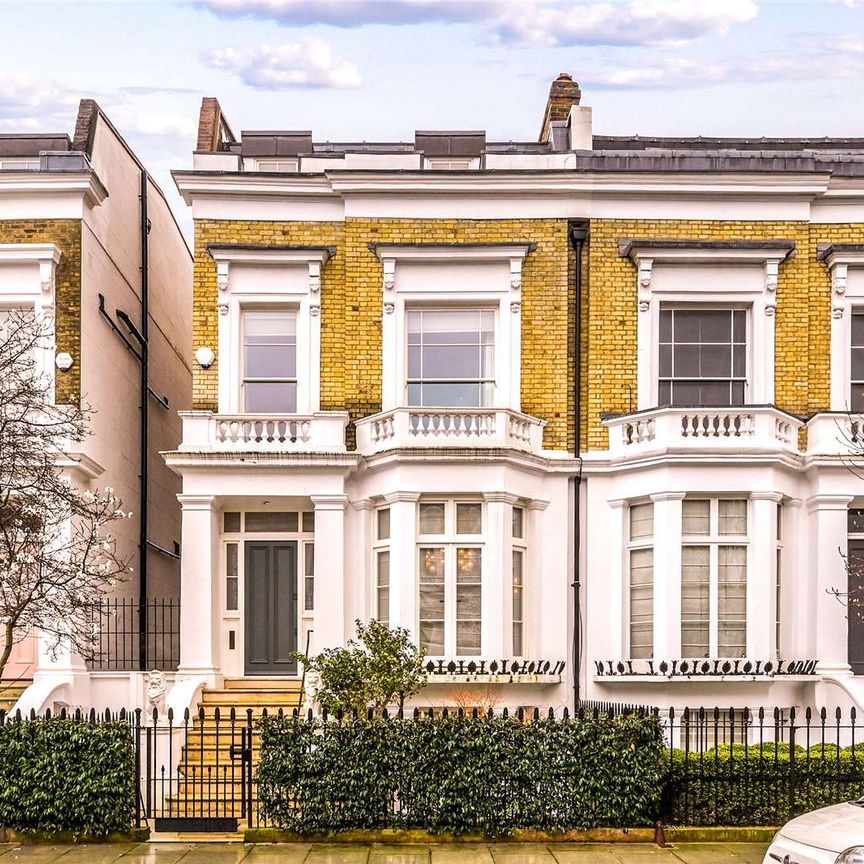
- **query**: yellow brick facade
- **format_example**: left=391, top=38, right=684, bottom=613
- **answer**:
left=583, top=219, right=864, bottom=451
left=193, top=219, right=575, bottom=451
left=0, top=219, right=82, bottom=404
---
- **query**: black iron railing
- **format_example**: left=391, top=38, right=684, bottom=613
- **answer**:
left=84, top=597, right=180, bottom=672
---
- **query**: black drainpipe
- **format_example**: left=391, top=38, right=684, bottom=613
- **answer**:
left=138, top=170, right=150, bottom=671
left=569, top=221, right=588, bottom=710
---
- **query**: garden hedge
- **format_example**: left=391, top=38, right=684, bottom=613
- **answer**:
left=0, top=716, right=136, bottom=837
left=257, top=710, right=666, bottom=835
left=662, top=743, right=864, bottom=826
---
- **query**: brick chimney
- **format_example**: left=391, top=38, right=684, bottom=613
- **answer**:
left=539, top=73, right=582, bottom=143
left=196, top=97, right=236, bottom=152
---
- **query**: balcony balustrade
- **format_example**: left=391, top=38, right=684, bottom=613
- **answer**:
left=355, top=407, right=546, bottom=456
left=178, top=410, right=349, bottom=453
left=604, top=405, right=802, bottom=460
left=806, top=412, right=864, bottom=457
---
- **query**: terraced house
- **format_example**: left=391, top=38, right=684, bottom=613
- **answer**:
left=0, top=101, right=192, bottom=714
left=166, top=73, right=864, bottom=719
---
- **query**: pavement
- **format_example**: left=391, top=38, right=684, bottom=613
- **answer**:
left=0, top=843, right=768, bottom=863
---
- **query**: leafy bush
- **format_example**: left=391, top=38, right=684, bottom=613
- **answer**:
left=295, top=619, right=427, bottom=714
left=662, top=746, right=864, bottom=826
left=0, top=716, right=135, bottom=836
left=257, top=710, right=666, bottom=835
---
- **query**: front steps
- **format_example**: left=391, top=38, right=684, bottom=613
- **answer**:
left=162, top=677, right=303, bottom=822
left=0, top=680, right=31, bottom=713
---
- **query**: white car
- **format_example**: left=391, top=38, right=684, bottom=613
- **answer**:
left=764, top=802, right=864, bottom=864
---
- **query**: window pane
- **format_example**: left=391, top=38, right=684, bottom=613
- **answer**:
left=245, top=511, right=296, bottom=532
left=456, top=548, right=482, bottom=655
left=853, top=313, right=864, bottom=347
left=419, top=503, right=445, bottom=534
left=244, top=381, right=297, bottom=413
left=659, top=309, right=673, bottom=342
left=849, top=508, right=864, bottom=535
left=719, top=499, right=747, bottom=535
left=456, top=502, right=482, bottom=535
left=377, top=508, right=391, bottom=541
left=226, top=543, right=238, bottom=611
left=699, top=344, right=732, bottom=378
left=512, top=550, right=524, bottom=656
left=512, top=506, right=524, bottom=539
left=419, top=547, right=445, bottom=654
left=852, top=384, right=864, bottom=413
left=630, top=503, right=654, bottom=540
left=302, top=511, right=315, bottom=533
left=304, top=543, right=314, bottom=611
left=409, top=382, right=489, bottom=408
left=244, top=311, right=296, bottom=379
left=629, top=548, right=653, bottom=659
left=377, top=550, right=390, bottom=625
left=719, top=545, right=747, bottom=657
left=682, top=545, right=710, bottom=657
left=224, top=512, right=241, bottom=533
left=853, top=347, right=864, bottom=381
left=682, top=500, right=710, bottom=536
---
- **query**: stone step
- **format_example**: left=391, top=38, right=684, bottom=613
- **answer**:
left=223, top=677, right=303, bottom=692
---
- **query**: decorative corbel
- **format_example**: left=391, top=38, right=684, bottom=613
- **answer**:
left=216, top=261, right=230, bottom=294
left=510, top=301, right=521, bottom=314
left=382, top=258, right=396, bottom=315
left=637, top=258, right=652, bottom=313
left=832, top=262, right=848, bottom=297
left=39, top=259, right=55, bottom=299
left=309, top=260, right=321, bottom=316
left=765, top=260, right=779, bottom=293
left=218, top=303, right=229, bottom=316
left=509, top=258, right=523, bottom=291
left=765, top=303, right=776, bottom=317
left=833, top=304, right=845, bottom=320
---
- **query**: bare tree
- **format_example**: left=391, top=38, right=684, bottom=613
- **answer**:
left=0, top=309, right=131, bottom=684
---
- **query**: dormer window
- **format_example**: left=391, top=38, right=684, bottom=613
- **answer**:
left=424, top=158, right=480, bottom=171
left=254, top=158, right=299, bottom=173
left=415, top=130, right=485, bottom=173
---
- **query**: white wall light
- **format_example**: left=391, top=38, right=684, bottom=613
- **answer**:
left=195, top=346, right=215, bottom=369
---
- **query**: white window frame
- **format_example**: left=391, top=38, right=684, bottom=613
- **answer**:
left=627, top=502, right=654, bottom=660
left=822, top=247, right=864, bottom=410
left=209, top=246, right=332, bottom=415
left=424, top=157, right=480, bottom=171
left=374, top=244, right=531, bottom=412
left=681, top=497, right=750, bottom=658
left=254, top=158, right=299, bottom=173
left=416, top=499, right=484, bottom=658
left=373, top=507, right=391, bottom=626
left=240, top=307, right=299, bottom=413
left=623, top=243, right=792, bottom=410
left=511, top=504, right=527, bottom=658
left=0, top=244, right=62, bottom=386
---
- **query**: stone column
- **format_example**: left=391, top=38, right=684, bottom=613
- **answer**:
left=383, top=493, right=420, bottom=637
left=311, top=494, right=348, bottom=651
left=651, top=492, right=685, bottom=660
left=808, top=494, right=854, bottom=675
left=749, top=492, right=782, bottom=659
left=177, top=494, right=219, bottom=684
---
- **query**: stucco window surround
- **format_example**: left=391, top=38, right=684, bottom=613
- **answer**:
left=619, top=240, right=795, bottom=411
left=818, top=245, right=864, bottom=411
left=372, top=244, right=534, bottom=412
left=208, top=245, right=335, bottom=414
left=0, top=243, right=62, bottom=383
left=613, top=489, right=782, bottom=664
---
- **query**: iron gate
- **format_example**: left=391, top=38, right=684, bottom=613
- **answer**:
left=138, top=708, right=256, bottom=833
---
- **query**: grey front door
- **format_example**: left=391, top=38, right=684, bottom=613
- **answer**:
left=245, top=541, right=298, bottom=675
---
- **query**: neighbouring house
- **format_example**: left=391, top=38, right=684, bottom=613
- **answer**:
left=1, top=101, right=192, bottom=714
left=158, top=72, right=861, bottom=721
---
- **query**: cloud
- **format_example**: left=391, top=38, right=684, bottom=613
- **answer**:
left=584, top=48, right=864, bottom=90
left=0, top=73, right=78, bottom=126
left=194, top=0, right=757, bottom=47
left=205, top=38, right=362, bottom=89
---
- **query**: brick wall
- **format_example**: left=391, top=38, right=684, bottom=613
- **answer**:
left=583, top=219, right=864, bottom=450
left=0, top=219, right=82, bottom=404
left=193, top=218, right=575, bottom=451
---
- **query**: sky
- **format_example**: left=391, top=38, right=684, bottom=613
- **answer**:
left=2, top=0, right=864, bottom=237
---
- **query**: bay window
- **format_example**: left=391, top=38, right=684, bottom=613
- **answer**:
left=681, top=498, right=748, bottom=658
left=407, top=309, right=494, bottom=408
left=241, top=309, right=297, bottom=413
left=628, top=503, right=654, bottom=660
left=418, top=500, right=483, bottom=656
left=659, top=308, right=747, bottom=407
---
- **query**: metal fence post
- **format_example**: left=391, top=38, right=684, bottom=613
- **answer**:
left=788, top=708, right=797, bottom=817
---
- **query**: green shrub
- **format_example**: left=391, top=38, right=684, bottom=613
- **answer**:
left=257, top=711, right=666, bottom=835
left=662, top=746, right=864, bottom=826
left=0, top=717, right=135, bottom=837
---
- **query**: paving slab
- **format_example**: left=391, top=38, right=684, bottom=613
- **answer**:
left=304, top=847, right=369, bottom=864
left=168, top=845, right=251, bottom=864
left=670, top=844, right=767, bottom=864
left=367, top=846, right=430, bottom=864
left=245, top=845, right=312, bottom=863
left=0, top=847, right=79, bottom=863
left=118, top=843, right=200, bottom=863
left=549, top=843, right=635, bottom=863
left=430, top=845, right=494, bottom=864
left=489, top=844, right=558, bottom=863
